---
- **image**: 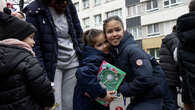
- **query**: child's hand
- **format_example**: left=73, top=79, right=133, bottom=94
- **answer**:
left=102, top=91, right=116, bottom=103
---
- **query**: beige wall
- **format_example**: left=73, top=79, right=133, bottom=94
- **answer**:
left=142, top=36, right=164, bottom=52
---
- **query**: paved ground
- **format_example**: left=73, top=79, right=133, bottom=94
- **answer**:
left=110, top=93, right=184, bottom=110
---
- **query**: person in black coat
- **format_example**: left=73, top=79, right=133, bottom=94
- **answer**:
left=176, top=11, right=195, bottom=110
left=73, top=29, right=115, bottom=110
left=103, top=16, right=174, bottom=110
left=160, top=25, right=181, bottom=109
left=0, top=12, right=54, bottom=110
left=175, top=1, right=195, bottom=110
left=24, top=0, right=83, bottom=109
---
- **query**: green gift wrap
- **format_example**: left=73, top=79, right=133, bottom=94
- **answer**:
left=96, top=60, right=126, bottom=106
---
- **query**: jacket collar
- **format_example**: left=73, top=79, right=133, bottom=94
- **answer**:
left=82, top=46, right=106, bottom=58
left=115, top=31, right=135, bottom=55
left=23, top=0, right=49, bottom=15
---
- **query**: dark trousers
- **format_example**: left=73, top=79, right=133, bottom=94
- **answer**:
left=169, top=86, right=179, bottom=108
left=163, top=86, right=177, bottom=110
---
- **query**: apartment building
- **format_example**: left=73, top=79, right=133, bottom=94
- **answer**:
left=73, top=0, right=190, bottom=59
left=126, top=0, right=190, bottom=59
left=72, top=0, right=126, bottom=31
left=126, top=0, right=143, bottom=48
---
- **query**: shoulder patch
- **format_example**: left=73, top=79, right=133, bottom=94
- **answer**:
left=136, top=59, right=143, bottom=66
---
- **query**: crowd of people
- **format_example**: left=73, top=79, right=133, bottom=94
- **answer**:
left=0, top=0, right=195, bottom=110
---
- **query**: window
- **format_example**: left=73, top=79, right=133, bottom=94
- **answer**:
left=83, top=17, right=90, bottom=28
left=83, top=0, right=89, bottom=9
left=94, top=0, right=101, bottom=6
left=106, top=8, right=122, bottom=18
left=127, top=26, right=142, bottom=39
left=147, top=23, right=159, bottom=35
left=127, top=5, right=141, bottom=17
left=74, top=2, right=79, bottom=12
left=148, top=48, right=160, bottom=60
left=94, top=14, right=102, bottom=25
left=146, top=0, right=158, bottom=11
left=164, top=0, right=183, bottom=7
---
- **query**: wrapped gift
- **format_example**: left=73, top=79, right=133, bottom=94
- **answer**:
left=96, top=60, right=126, bottom=106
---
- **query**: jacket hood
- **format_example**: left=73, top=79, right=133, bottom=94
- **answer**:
left=162, top=32, right=177, bottom=43
left=177, top=12, right=195, bottom=33
left=176, top=12, right=195, bottom=50
left=80, top=46, right=108, bottom=65
left=82, top=46, right=106, bottom=59
left=116, top=31, right=136, bottom=54
left=0, top=44, right=30, bottom=78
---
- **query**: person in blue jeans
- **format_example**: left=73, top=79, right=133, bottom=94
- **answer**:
left=103, top=16, right=175, bottom=110
left=73, top=29, right=116, bottom=110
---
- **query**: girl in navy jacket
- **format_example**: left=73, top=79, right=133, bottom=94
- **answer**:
left=73, top=29, right=115, bottom=110
left=103, top=16, right=175, bottom=110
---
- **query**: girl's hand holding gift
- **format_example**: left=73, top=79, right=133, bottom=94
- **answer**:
left=103, top=91, right=116, bottom=103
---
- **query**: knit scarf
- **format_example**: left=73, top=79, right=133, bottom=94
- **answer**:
left=0, top=38, right=35, bottom=56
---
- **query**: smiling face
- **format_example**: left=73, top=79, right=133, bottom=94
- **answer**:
left=94, top=33, right=110, bottom=54
left=23, top=33, right=35, bottom=48
left=104, top=20, right=124, bottom=46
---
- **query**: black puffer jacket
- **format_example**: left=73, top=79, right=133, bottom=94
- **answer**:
left=0, top=44, right=54, bottom=110
left=160, top=32, right=180, bottom=86
left=177, top=12, right=195, bottom=103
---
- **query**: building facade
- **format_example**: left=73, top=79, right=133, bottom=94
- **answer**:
left=126, top=0, right=190, bottom=59
left=73, top=0, right=190, bottom=60
left=72, top=0, right=126, bottom=30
